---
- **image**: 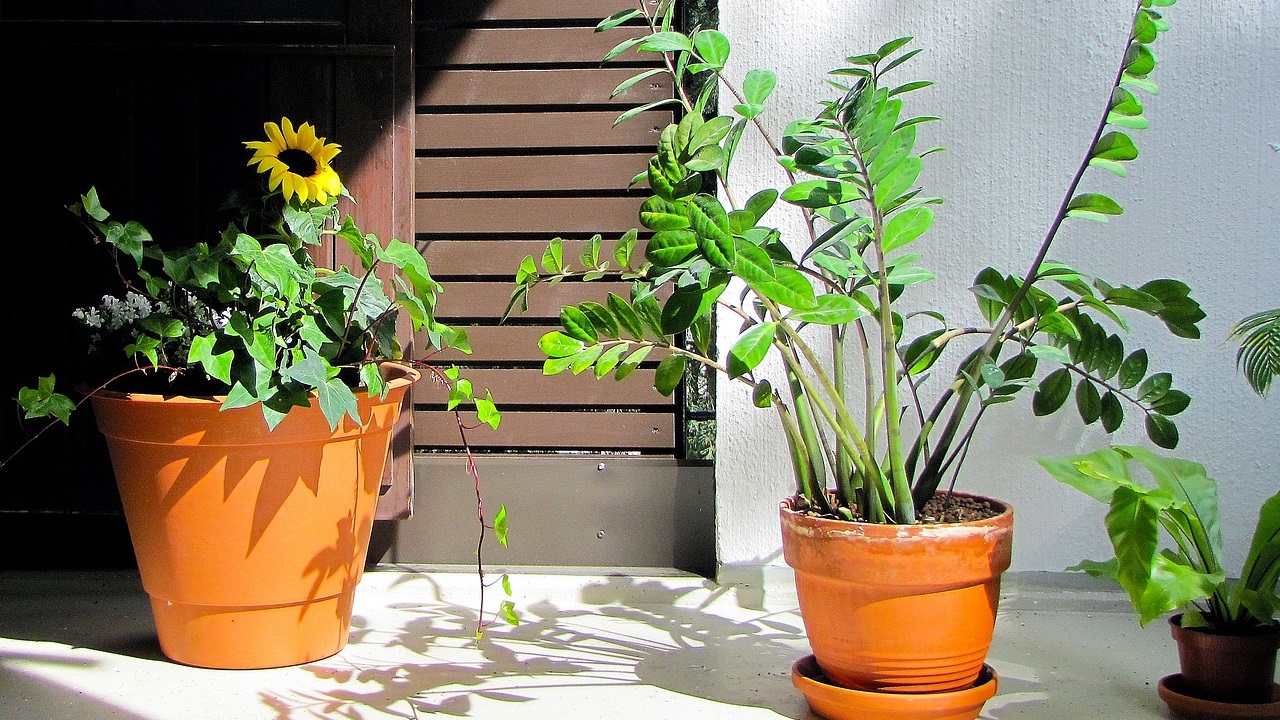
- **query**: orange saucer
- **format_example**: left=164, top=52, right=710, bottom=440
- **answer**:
left=791, top=655, right=998, bottom=720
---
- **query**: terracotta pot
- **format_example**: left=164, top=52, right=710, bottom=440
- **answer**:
left=90, top=363, right=418, bottom=669
left=780, top=493, right=1014, bottom=694
left=1169, top=613, right=1280, bottom=704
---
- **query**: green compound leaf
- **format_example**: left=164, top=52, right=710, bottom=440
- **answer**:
left=1145, top=413, right=1179, bottom=449
left=727, top=322, right=777, bottom=378
left=1033, top=368, right=1072, bottom=416
left=560, top=306, right=598, bottom=343
left=1101, top=391, right=1124, bottom=433
left=654, top=353, right=687, bottom=396
left=1076, top=379, right=1102, bottom=425
left=1119, top=349, right=1149, bottom=389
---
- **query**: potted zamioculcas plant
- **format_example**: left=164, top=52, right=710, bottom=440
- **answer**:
left=4, top=118, right=505, bottom=669
left=505, top=1, right=1201, bottom=718
left=1039, top=446, right=1279, bottom=712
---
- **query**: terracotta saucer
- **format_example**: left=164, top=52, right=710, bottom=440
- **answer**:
left=1158, top=674, right=1280, bottom=720
left=790, top=654, right=998, bottom=720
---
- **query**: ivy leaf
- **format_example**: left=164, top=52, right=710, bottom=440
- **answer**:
left=493, top=504, right=509, bottom=546
left=17, top=375, right=75, bottom=425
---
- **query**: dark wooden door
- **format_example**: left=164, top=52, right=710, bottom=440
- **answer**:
left=0, top=0, right=416, bottom=565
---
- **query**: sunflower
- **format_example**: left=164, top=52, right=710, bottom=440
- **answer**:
left=243, top=118, right=343, bottom=204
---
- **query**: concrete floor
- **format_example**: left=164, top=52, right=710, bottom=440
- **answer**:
left=0, top=567, right=1185, bottom=720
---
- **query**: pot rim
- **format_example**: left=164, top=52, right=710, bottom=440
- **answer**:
left=780, top=490, right=1013, bottom=530
left=1169, top=612, right=1280, bottom=638
left=90, top=361, right=420, bottom=404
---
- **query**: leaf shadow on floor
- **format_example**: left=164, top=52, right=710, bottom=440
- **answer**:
left=262, top=571, right=817, bottom=719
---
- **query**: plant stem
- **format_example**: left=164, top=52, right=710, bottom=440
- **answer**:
left=914, top=2, right=1143, bottom=509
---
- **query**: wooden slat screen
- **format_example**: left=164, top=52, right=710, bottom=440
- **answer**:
left=415, top=0, right=677, bottom=454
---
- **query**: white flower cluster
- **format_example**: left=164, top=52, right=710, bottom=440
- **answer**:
left=73, top=291, right=160, bottom=332
left=72, top=290, right=228, bottom=356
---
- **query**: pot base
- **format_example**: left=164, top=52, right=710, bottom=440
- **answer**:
left=150, top=588, right=355, bottom=669
left=1158, top=675, right=1280, bottom=720
left=791, top=654, right=998, bottom=720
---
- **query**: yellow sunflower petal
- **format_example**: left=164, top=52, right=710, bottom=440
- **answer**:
left=281, top=118, right=297, bottom=148
left=280, top=173, right=296, bottom=202
left=317, top=142, right=342, bottom=164
left=267, top=164, right=288, bottom=192
left=316, top=167, right=343, bottom=198
left=263, top=122, right=286, bottom=152
left=296, top=122, right=319, bottom=153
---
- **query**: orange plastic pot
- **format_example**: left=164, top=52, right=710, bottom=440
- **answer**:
left=780, top=493, right=1014, bottom=694
left=90, top=363, right=418, bottom=669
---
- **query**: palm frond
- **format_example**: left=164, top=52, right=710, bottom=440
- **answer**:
left=1228, top=308, right=1280, bottom=397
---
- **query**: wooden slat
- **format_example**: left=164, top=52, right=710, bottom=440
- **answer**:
left=417, top=68, right=672, bottom=107
left=423, top=324, right=558, bottom=361
left=414, top=368, right=667, bottom=405
left=418, top=27, right=646, bottom=66
left=416, top=111, right=670, bottom=149
left=416, top=153, right=649, bottom=193
left=437, top=281, right=637, bottom=320
left=417, top=197, right=642, bottom=234
left=413, top=410, right=676, bottom=448
left=422, top=0, right=660, bottom=27
left=423, top=238, right=647, bottom=276
left=420, top=324, right=670, bottom=363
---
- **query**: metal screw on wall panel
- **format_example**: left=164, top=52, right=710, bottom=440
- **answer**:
left=597, top=531, right=605, bottom=539
left=597, top=463, right=607, bottom=471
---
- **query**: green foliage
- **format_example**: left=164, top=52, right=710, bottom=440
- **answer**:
left=6, top=119, right=516, bottom=633
left=506, top=1, right=1201, bottom=524
left=1039, top=446, right=1280, bottom=631
left=22, top=130, right=496, bottom=433
left=1229, top=308, right=1280, bottom=398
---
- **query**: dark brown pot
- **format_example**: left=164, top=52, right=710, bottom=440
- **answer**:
left=1169, top=613, right=1280, bottom=704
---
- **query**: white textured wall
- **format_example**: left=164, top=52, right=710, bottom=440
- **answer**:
left=714, top=0, right=1280, bottom=573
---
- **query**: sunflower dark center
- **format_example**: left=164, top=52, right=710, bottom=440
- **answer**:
left=278, top=148, right=317, bottom=177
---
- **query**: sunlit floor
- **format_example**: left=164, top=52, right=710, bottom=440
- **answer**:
left=0, top=567, right=1182, bottom=720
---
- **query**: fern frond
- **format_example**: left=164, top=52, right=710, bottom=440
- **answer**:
left=1229, top=308, right=1280, bottom=397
